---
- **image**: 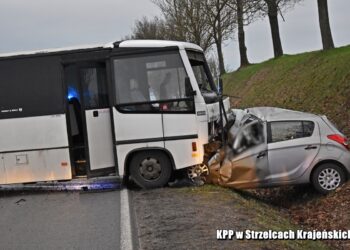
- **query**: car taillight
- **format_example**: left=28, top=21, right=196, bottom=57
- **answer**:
left=327, top=134, right=349, bottom=149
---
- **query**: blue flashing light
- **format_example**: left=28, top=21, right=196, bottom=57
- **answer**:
left=67, top=87, right=79, bottom=101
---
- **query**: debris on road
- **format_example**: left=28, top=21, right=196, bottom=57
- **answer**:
left=15, top=198, right=26, bottom=205
left=0, top=176, right=121, bottom=192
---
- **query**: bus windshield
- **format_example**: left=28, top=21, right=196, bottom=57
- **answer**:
left=187, top=51, right=217, bottom=93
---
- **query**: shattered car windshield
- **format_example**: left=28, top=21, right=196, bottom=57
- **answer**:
left=187, top=51, right=216, bottom=93
left=240, top=113, right=260, bottom=126
left=233, top=121, right=265, bottom=154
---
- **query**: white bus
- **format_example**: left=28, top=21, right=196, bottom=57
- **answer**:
left=0, top=40, right=230, bottom=188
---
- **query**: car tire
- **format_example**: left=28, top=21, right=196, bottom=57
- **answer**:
left=129, top=151, right=172, bottom=189
left=311, top=163, right=346, bottom=194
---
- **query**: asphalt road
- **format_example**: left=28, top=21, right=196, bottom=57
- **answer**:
left=0, top=190, right=132, bottom=250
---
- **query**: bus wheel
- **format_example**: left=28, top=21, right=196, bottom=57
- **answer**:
left=129, top=151, right=172, bottom=189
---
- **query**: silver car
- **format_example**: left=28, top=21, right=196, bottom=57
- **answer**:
left=224, top=107, right=350, bottom=194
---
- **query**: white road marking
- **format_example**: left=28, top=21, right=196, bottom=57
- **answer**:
left=120, top=189, right=133, bottom=250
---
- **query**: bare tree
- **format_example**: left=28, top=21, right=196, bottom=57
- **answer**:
left=129, top=16, right=169, bottom=40
left=236, top=0, right=249, bottom=66
left=153, top=0, right=187, bottom=42
left=204, top=0, right=236, bottom=75
left=317, top=0, right=334, bottom=50
left=264, top=0, right=284, bottom=58
left=153, top=0, right=214, bottom=52
left=207, top=54, right=220, bottom=83
left=228, top=0, right=260, bottom=67
left=153, top=0, right=235, bottom=75
left=253, top=0, right=300, bottom=58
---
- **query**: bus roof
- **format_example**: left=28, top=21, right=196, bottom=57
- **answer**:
left=0, top=40, right=203, bottom=59
left=0, top=42, right=115, bottom=59
left=119, top=40, right=203, bottom=51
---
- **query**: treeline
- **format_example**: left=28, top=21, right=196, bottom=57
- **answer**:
left=126, top=0, right=336, bottom=75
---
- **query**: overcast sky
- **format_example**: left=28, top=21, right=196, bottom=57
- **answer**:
left=0, top=0, right=349, bottom=70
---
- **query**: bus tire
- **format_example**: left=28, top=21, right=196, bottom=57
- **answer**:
left=129, top=150, right=172, bottom=189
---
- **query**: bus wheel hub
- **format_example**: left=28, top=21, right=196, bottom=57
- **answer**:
left=140, top=158, right=161, bottom=180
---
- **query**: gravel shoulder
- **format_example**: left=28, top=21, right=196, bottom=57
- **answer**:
left=131, top=185, right=328, bottom=250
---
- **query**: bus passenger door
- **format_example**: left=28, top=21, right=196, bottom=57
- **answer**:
left=65, top=63, right=115, bottom=177
left=80, top=65, right=115, bottom=174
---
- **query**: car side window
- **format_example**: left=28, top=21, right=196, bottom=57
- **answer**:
left=268, top=121, right=315, bottom=143
left=303, top=121, right=315, bottom=137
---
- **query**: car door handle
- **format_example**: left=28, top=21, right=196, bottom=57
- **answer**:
left=257, top=151, right=267, bottom=159
left=305, top=145, right=317, bottom=150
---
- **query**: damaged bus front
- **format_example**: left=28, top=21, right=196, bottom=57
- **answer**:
left=114, top=41, right=231, bottom=188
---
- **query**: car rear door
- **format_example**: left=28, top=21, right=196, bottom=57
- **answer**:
left=267, top=120, right=320, bottom=183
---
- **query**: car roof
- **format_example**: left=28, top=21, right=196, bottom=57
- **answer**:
left=0, top=40, right=202, bottom=59
left=246, top=107, right=319, bottom=122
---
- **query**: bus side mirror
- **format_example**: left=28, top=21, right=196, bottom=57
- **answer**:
left=218, top=78, right=223, bottom=95
left=185, top=77, right=197, bottom=97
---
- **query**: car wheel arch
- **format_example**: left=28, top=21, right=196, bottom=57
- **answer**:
left=310, top=159, right=348, bottom=182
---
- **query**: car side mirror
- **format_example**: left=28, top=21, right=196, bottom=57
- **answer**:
left=185, top=77, right=197, bottom=97
left=218, top=78, right=223, bottom=95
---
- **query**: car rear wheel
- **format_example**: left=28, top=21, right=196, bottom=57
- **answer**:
left=129, top=151, right=172, bottom=189
left=311, top=163, right=346, bottom=194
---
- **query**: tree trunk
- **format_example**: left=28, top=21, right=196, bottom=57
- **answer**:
left=266, top=0, right=283, bottom=58
left=216, top=39, right=226, bottom=76
left=317, top=0, right=334, bottom=50
left=215, top=7, right=225, bottom=76
left=237, top=0, right=250, bottom=67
